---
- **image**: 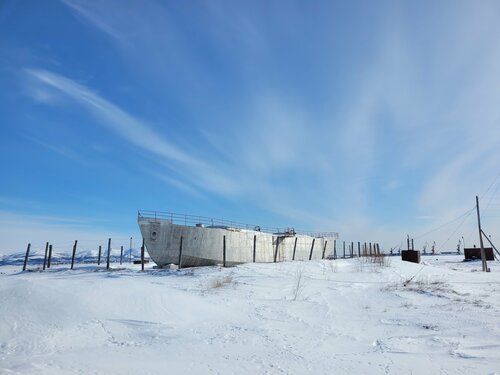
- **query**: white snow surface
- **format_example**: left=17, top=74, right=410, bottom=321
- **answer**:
left=1, top=255, right=499, bottom=374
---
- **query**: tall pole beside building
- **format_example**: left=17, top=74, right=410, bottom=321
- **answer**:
left=475, top=195, right=488, bottom=272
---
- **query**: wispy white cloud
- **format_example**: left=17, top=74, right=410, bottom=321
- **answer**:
left=60, top=0, right=129, bottom=47
left=27, top=69, right=200, bottom=167
left=0, top=196, right=44, bottom=210
left=25, top=68, right=240, bottom=197
left=22, top=0, right=500, bottom=248
left=151, top=172, right=204, bottom=199
left=27, top=136, right=83, bottom=162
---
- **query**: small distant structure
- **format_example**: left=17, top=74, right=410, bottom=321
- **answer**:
left=401, top=235, right=421, bottom=263
left=401, top=250, right=421, bottom=264
left=464, top=247, right=494, bottom=261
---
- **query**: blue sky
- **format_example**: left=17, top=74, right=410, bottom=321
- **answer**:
left=1, top=0, right=500, bottom=254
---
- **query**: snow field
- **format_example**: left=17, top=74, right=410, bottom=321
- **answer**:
left=0, top=255, right=499, bottom=374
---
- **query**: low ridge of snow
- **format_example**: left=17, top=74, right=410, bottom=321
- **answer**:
left=1, top=255, right=499, bottom=374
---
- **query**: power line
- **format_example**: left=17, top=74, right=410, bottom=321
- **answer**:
left=414, top=207, right=475, bottom=240
left=437, top=208, right=475, bottom=252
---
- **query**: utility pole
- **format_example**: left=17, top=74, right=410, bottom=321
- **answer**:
left=475, top=195, right=489, bottom=272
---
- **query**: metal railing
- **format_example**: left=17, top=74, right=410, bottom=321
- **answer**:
left=138, top=210, right=338, bottom=239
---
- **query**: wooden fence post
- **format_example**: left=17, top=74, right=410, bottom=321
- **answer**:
left=343, top=241, right=346, bottom=258
left=223, top=235, right=226, bottom=267
left=97, top=245, right=102, bottom=265
left=292, top=237, right=298, bottom=261
left=120, top=246, right=123, bottom=265
left=141, top=238, right=145, bottom=271
left=358, top=242, right=361, bottom=257
left=178, top=236, right=183, bottom=269
left=369, top=242, right=372, bottom=256
left=106, top=238, right=111, bottom=270
left=42, top=242, right=49, bottom=270
left=351, top=241, right=354, bottom=258
left=22, top=243, right=31, bottom=271
left=70, top=240, right=78, bottom=270
left=253, top=235, right=256, bottom=263
left=322, top=240, right=328, bottom=259
left=333, top=239, right=337, bottom=259
left=47, top=244, right=53, bottom=268
left=273, top=236, right=277, bottom=263
left=309, top=238, right=316, bottom=260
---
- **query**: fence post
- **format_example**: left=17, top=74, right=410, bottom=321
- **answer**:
left=358, top=242, right=361, bottom=257
left=22, top=243, right=31, bottom=271
left=253, top=235, right=256, bottom=263
left=42, top=242, right=49, bottom=270
left=223, top=235, right=226, bottom=267
left=273, top=236, right=277, bottom=263
left=98, top=245, right=102, bottom=265
left=292, top=237, right=298, bottom=261
left=70, top=240, right=78, bottom=270
left=120, top=246, right=123, bottom=265
left=309, top=238, right=316, bottom=260
left=178, top=236, right=183, bottom=269
left=350, top=241, right=354, bottom=258
left=343, top=241, right=346, bottom=258
left=333, top=239, right=337, bottom=259
left=47, top=244, right=53, bottom=268
left=141, top=238, right=145, bottom=271
left=106, top=238, right=111, bottom=270
left=322, top=240, right=328, bottom=259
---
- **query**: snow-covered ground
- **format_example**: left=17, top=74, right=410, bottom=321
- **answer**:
left=1, top=253, right=499, bottom=374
